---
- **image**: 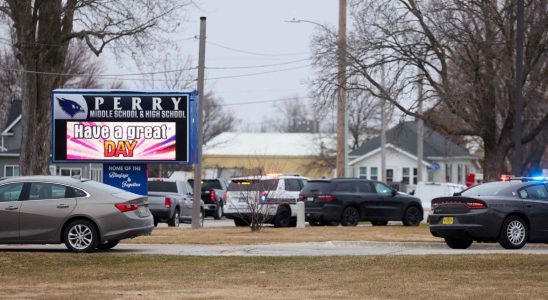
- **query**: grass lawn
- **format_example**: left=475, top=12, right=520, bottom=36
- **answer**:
left=1, top=253, right=547, bottom=299
left=127, top=224, right=439, bottom=245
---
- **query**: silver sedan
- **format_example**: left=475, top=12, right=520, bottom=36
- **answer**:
left=0, top=176, right=153, bottom=252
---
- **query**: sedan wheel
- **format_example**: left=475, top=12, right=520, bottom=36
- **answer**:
left=402, top=206, right=421, bottom=226
left=64, top=220, right=99, bottom=253
left=340, top=207, right=360, bottom=226
left=499, top=216, right=528, bottom=249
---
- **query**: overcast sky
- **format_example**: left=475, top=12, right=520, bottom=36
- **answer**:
left=103, top=0, right=339, bottom=130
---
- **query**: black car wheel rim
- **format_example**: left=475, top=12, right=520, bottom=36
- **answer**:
left=406, top=208, right=420, bottom=224
left=345, top=209, right=359, bottom=225
left=507, top=220, right=526, bottom=245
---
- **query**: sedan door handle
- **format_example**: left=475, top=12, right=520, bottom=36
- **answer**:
left=5, top=206, right=18, bottom=211
left=57, top=204, right=70, bottom=209
left=526, top=204, right=533, bottom=208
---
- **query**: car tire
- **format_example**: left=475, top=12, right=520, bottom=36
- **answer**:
left=213, top=203, right=223, bottom=220
left=153, top=218, right=159, bottom=227
left=371, top=221, right=388, bottom=226
left=168, top=208, right=180, bottom=227
left=444, top=237, right=473, bottom=249
left=273, top=206, right=291, bottom=228
left=402, top=206, right=422, bottom=226
left=340, top=206, right=360, bottom=226
left=234, top=218, right=248, bottom=227
left=97, top=240, right=120, bottom=251
left=499, top=216, right=528, bottom=249
left=63, top=219, right=99, bottom=253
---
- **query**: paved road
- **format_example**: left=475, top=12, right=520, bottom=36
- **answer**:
left=3, top=241, right=548, bottom=256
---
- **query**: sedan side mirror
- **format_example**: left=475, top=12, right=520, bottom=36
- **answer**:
left=453, top=192, right=461, bottom=196
left=391, top=189, right=398, bottom=197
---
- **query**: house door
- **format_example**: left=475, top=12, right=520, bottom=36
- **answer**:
left=386, top=169, right=394, bottom=183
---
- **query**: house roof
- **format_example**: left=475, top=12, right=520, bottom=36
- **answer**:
left=349, top=121, right=472, bottom=159
left=204, top=132, right=329, bottom=157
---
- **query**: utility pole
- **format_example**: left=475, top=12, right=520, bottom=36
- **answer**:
left=417, top=74, right=424, bottom=184
left=336, top=0, right=347, bottom=177
left=513, top=0, right=524, bottom=177
left=192, top=16, right=206, bottom=228
left=380, top=64, right=386, bottom=183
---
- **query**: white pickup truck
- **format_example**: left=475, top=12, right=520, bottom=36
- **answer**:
left=147, top=178, right=204, bottom=226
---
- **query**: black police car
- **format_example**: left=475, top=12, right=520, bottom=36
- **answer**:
left=429, top=177, right=548, bottom=249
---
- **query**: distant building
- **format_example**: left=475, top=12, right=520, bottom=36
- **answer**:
left=349, top=121, right=479, bottom=192
left=203, top=132, right=333, bottom=179
left=0, top=100, right=102, bottom=180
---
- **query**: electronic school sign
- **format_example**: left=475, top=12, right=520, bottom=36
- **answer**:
left=51, top=89, right=198, bottom=164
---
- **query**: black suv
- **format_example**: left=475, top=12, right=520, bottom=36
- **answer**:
left=300, top=178, right=423, bottom=226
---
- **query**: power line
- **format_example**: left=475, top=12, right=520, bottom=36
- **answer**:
left=207, top=40, right=309, bottom=57
left=207, top=58, right=311, bottom=69
left=205, top=65, right=310, bottom=81
left=0, top=36, right=197, bottom=48
left=221, top=96, right=313, bottom=107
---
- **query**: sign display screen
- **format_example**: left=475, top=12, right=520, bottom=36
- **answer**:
left=52, top=90, right=196, bottom=163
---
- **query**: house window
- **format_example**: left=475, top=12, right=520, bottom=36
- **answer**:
left=370, top=167, right=378, bottom=181
left=413, top=168, right=418, bottom=185
left=402, top=168, right=410, bottom=184
left=359, top=167, right=367, bottom=179
left=4, top=165, right=20, bottom=177
left=60, top=168, right=81, bottom=178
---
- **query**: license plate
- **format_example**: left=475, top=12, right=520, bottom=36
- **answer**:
left=442, top=217, right=454, bottom=225
left=306, top=197, right=314, bottom=202
left=238, top=197, right=247, bottom=203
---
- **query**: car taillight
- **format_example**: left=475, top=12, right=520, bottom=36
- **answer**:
left=210, top=189, right=216, bottom=202
left=259, top=191, right=268, bottom=202
left=465, top=201, right=487, bottom=209
left=115, top=203, right=139, bottom=212
left=298, top=195, right=304, bottom=202
left=165, top=197, right=172, bottom=208
left=318, top=195, right=334, bottom=201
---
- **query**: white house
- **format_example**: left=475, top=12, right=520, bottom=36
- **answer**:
left=349, top=121, right=479, bottom=192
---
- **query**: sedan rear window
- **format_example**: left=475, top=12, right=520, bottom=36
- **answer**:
left=188, top=179, right=222, bottom=190
left=301, top=181, right=330, bottom=194
left=461, top=182, right=517, bottom=197
left=228, top=179, right=278, bottom=192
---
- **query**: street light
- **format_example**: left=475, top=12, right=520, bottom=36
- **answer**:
left=286, top=8, right=349, bottom=178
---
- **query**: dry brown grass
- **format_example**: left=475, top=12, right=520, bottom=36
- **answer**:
left=127, top=224, right=438, bottom=245
left=1, top=253, right=548, bottom=299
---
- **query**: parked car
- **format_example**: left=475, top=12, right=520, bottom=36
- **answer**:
left=147, top=178, right=204, bottom=227
left=300, top=178, right=423, bottom=226
left=429, top=177, right=548, bottom=249
left=188, top=178, right=229, bottom=219
left=224, top=174, right=309, bottom=227
left=0, top=176, right=153, bottom=253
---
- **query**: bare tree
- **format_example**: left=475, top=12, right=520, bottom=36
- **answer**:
left=0, top=0, right=191, bottom=175
left=311, top=0, right=548, bottom=180
left=0, top=47, right=21, bottom=130
left=264, top=96, right=315, bottom=132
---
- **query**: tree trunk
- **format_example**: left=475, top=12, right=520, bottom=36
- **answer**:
left=482, top=138, right=507, bottom=182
